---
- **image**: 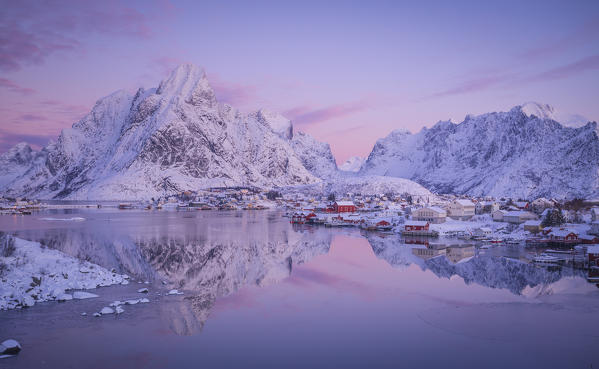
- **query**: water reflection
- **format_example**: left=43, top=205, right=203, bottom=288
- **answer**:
left=0, top=210, right=591, bottom=336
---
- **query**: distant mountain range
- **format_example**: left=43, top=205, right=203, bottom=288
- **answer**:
left=0, top=65, right=597, bottom=200
left=361, top=102, right=599, bottom=199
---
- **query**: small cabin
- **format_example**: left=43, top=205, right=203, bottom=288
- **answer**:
left=333, top=201, right=356, bottom=213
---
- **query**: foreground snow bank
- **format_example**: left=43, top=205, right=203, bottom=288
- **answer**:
left=0, top=236, right=128, bottom=310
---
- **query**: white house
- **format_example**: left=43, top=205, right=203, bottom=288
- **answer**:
left=492, top=209, right=508, bottom=222
left=475, top=201, right=499, bottom=214
left=412, top=206, right=447, bottom=224
left=503, top=211, right=538, bottom=224
left=589, top=221, right=599, bottom=236
left=473, top=227, right=492, bottom=238
left=448, top=199, right=475, bottom=220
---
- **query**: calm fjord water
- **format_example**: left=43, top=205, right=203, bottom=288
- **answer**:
left=1, top=209, right=598, bottom=369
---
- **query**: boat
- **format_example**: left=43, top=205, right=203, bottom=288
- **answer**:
left=118, top=203, right=133, bottom=210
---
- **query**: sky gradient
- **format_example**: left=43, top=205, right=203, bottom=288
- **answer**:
left=1, top=0, right=598, bottom=163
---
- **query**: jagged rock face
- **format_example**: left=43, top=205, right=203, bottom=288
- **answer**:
left=0, top=143, right=34, bottom=188
left=0, top=64, right=325, bottom=200
left=290, top=131, right=338, bottom=179
left=361, top=105, right=599, bottom=199
left=339, top=156, right=364, bottom=172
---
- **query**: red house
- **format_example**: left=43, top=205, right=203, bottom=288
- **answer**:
left=404, top=221, right=429, bottom=232
left=333, top=201, right=356, bottom=213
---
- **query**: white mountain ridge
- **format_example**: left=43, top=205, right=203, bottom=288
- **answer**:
left=339, top=156, right=365, bottom=172
left=361, top=102, right=599, bottom=199
left=0, top=64, right=430, bottom=200
left=0, top=68, right=594, bottom=200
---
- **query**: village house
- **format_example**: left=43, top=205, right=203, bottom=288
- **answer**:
left=548, top=229, right=579, bottom=243
left=523, top=220, right=543, bottom=233
left=333, top=201, right=356, bottom=213
left=578, top=234, right=599, bottom=244
left=503, top=211, right=538, bottom=224
left=492, top=209, right=508, bottom=222
left=404, top=221, right=430, bottom=232
left=447, top=199, right=475, bottom=220
left=412, top=206, right=447, bottom=223
left=588, top=245, right=599, bottom=267
left=475, top=201, right=499, bottom=214
left=473, top=227, right=492, bottom=238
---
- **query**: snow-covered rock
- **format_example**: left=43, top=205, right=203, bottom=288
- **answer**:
left=0, top=143, right=36, bottom=188
left=115, top=306, right=124, bottom=314
left=0, top=64, right=324, bottom=200
left=339, top=156, right=365, bottom=172
left=137, top=288, right=149, bottom=293
left=0, top=236, right=128, bottom=310
left=0, top=339, right=21, bottom=356
left=56, top=293, right=73, bottom=302
left=361, top=104, right=599, bottom=199
left=100, top=307, right=114, bottom=315
left=73, top=291, right=98, bottom=299
left=289, top=131, right=338, bottom=179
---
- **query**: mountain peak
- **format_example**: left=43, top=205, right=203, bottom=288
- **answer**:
left=516, top=102, right=556, bottom=120
left=156, top=64, right=216, bottom=107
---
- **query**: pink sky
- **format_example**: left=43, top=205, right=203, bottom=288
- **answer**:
left=1, top=0, right=598, bottom=164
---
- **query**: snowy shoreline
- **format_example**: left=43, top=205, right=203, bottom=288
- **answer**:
left=0, top=236, right=129, bottom=311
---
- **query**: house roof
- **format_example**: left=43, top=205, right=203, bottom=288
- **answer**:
left=523, top=220, right=542, bottom=226
left=335, top=201, right=355, bottom=206
left=587, top=245, right=599, bottom=253
left=550, top=229, right=578, bottom=237
left=454, top=199, right=474, bottom=206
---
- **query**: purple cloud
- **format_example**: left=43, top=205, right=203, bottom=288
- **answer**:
left=428, top=73, right=515, bottom=99
left=0, top=0, right=165, bottom=71
left=284, top=101, right=370, bottom=126
left=523, top=54, right=599, bottom=83
left=211, top=78, right=258, bottom=107
left=0, top=78, right=35, bottom=95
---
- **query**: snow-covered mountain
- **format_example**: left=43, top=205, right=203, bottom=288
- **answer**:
left=0, top=64, right=341, bottom=200
left=361, top=104, right=599, bottom=199
left=339, top=156, right=364, bottom=172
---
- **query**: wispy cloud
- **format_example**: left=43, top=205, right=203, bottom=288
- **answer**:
left=523, top=54, right=599, bottom=83
left=0, top=0, right=168, bottom=72
left=427, top=54, right=599, bottom=99
left=210, top=77, right=258, bottom=107
left=284, top=101, right=371, bottom=126
left=428, top=73, right=515, bottom=99
left=0, top=78, right=35, bottom=95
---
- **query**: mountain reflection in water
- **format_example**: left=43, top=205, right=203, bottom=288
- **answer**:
left=3, top=210, right=590, bottom=336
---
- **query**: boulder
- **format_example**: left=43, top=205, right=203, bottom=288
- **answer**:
left=100, top=307, right=114, bottom=315
left=0, top=339, right=21, bottom=355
